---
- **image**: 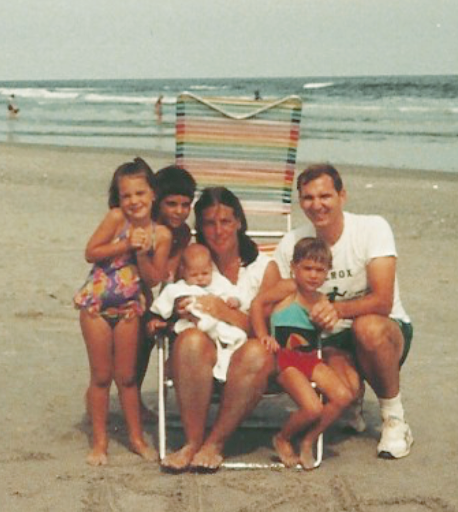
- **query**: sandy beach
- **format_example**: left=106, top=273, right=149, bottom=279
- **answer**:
left=0, top=142, right=457, bottom=512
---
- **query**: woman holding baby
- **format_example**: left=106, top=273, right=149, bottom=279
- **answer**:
left=161, top=186, right=281, bottom=472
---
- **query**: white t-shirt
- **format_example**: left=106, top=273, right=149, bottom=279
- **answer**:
left=236, top=252, right=272, bottom=312
left=274, top=211, right=410, bottom=329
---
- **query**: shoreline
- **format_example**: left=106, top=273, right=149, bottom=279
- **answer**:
left=0, top=142, right=457, bottom=511
left=2, top=140, right=457, bottom=182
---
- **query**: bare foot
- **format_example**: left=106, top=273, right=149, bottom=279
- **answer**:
left=131, top=439, right=158, bottom=462
left=86, top=447, right=108, bottom=467
left=161, top=444, right=197, bottom=472
left=299, top=441, right=317, bottom=471
left=190, top=443, right=224, bottom=471
left=273, top=433, right=298, bottom=468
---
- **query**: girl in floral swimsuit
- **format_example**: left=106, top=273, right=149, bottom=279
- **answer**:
left=74, top=157, right=172, bottom=466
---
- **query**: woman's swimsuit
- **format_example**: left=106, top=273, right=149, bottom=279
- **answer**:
left=74, top=224, right=153, bottom=327
left=270, top=301, right=321, bottom=379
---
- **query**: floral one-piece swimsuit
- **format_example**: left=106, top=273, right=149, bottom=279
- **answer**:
left=73, top=224, right=149, bottom=327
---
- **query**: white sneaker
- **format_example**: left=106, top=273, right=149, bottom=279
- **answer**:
left=377, top=416, right=413, bottom=459
left=342, top=399, right=366, bottom=433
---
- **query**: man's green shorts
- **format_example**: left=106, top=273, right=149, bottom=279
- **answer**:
left=322, top=319, right=413, bottom=367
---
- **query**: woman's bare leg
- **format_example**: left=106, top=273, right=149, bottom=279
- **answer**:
left=190, top=339, right=275, bottom=470
left=161, top=328, right=217, bottom=470
left=113, top=317, right=156, bottom=461
left=80, top=311, right=113, bottom=466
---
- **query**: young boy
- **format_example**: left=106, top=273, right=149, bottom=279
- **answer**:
left=251, top=237, right=359, bottom=469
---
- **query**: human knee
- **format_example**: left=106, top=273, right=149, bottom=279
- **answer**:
left=352, top=316, right=392, bottom=352
left=114, top=372, right=137, bottom=389
left=333, top=385, right=354, bottom=410
left=113, top=364, right=137, bottom=388
left=91, top=370, right=113, bottom=389
left=232, top=340, right=274, bottom=376
left=174, top=328, right=213, bottom=358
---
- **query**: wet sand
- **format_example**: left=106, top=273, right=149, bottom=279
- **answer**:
left=0, top=142, right=457, bottom=511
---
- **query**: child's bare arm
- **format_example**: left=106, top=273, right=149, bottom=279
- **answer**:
left=250, top=278, right=297, bottom=339
left=137, top=225, right=173, bottom=288
left=259, top=335, right=280, bottom=353
left=85, top=209, right=130, bottom=263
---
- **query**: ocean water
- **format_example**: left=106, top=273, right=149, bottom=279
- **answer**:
left=1, top=75, right=457, bottom=173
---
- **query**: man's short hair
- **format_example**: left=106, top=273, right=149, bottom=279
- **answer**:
left=296, top=163, right=343, bottom=193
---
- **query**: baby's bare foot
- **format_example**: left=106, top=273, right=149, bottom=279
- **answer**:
left=273, top=433, right=298, bottom=468
left=299, top=441, right=317, bottom=471
left=86, top=447, right=108, bottom=467
left=161, top=444, right=197, bottom=471
left=190, top=444, right=223, bottom=471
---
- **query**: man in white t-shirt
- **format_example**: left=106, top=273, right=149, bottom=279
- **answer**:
left=274, top=163, right=413, bottom=459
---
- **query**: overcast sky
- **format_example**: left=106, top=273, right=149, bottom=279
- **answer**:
left=1, top=0, right=457, bottom=81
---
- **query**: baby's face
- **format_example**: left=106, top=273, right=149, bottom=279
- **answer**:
left=183, top=255, right=213, bottom=287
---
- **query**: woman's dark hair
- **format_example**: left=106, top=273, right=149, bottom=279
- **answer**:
left=152, top=165, right=196, bottom=218
left=194, top=187, right=258, bottom=266
left=108, top=157, right=156, bottom=208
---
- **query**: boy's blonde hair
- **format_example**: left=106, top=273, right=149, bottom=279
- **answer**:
left=292, top=237, right=332, bottom=269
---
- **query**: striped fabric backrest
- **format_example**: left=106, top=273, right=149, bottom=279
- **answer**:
left=256, top=242, right=278, bottom=258
left=175, top=93, right=302, bottom=236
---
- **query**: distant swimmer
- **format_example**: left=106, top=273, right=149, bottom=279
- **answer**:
left=155, top=95, right=163, bottom=123
left=254, top=90, right=262, bottom=101
left=7, top=94, right=20, bottom=118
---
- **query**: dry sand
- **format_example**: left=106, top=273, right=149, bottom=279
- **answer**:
left=0, top=142, right=457, bottom=512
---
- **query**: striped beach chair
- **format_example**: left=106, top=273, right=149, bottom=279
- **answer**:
left=157, top=92, right=323, bottom=469
left=175, top=92, right=302, bottom=239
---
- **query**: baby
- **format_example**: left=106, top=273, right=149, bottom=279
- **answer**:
left=151, top=243, right=247, bottom=380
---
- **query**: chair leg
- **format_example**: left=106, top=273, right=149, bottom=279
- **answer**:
left=157, top=335, right=167, bottom=460
left=314, top=432, right=323, bottom=467
left=156, top=333, right=323, bottom=469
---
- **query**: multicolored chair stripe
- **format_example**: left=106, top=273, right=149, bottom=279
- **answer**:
left=175, top=93, right=302, bottom=225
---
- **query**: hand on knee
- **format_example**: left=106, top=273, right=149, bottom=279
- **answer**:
left=232, top=340, right=274, bottom=376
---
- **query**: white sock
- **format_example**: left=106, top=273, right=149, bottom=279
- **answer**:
left=379, top=393, right=405, bottom=422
